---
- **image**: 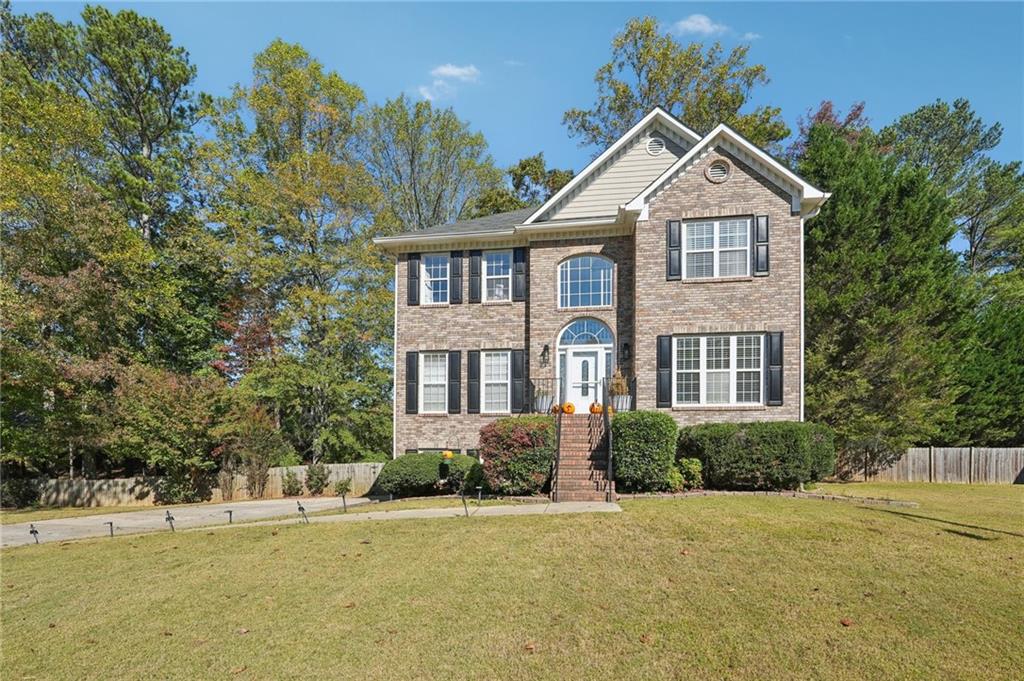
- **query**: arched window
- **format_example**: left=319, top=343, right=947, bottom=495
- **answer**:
left=558, top=318, right=613, bottom=346
left=558, top=255, right=613, bottom=308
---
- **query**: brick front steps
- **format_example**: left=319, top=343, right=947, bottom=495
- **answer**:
left=552, top=414, right=613, bottom=503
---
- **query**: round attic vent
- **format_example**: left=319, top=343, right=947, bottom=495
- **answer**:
left=705, top=160, right=731, bottom=183
left=646, top=136, right=666, bottom=156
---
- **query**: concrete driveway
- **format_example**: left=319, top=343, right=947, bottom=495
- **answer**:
left=1, top=496, right=370, bottom=548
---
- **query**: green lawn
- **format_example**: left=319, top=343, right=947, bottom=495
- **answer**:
left=2, top=483, right=1021, bottom=680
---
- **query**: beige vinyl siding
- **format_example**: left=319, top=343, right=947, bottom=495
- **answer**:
left=546, top=124, right=688, bottom=221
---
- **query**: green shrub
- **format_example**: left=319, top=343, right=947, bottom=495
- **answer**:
left=0, top=475, right=41, bottom=508
left=357, top=451, right=390, bottom=463
left=333, top=477, right=352, bottom=497
left=479, top=415, right=555, bottom=496
left=372, top=453, right=480, bottom=498
left=665, top=466, right=685, bottom=492
left=611, top=411, right=677, bottom=492
left=281, top=469, right=303, bottom=496
left=677, top=457, right=703, bottom=490
left=678, top=421, right=836, bottom=490
left=305, top=461, right=330, bottom=496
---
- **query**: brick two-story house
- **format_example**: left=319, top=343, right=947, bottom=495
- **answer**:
left=374, top=107, right=830, bottom=489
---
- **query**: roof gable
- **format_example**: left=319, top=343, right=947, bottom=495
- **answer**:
left=523, top=107, right=700, bottom=225
left=625, top=124, right=829, bottom=216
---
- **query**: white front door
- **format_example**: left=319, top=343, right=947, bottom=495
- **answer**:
left=566, top=350, right=604, bottom=412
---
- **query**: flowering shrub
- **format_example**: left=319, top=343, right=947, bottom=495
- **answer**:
left=478, top=416, right=556, bottom=495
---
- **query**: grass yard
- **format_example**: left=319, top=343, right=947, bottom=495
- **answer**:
left=2, top=484, right=1021, bottom=680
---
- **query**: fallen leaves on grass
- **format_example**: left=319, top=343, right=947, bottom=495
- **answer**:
left=840, top=619, right=853, bottom=627
left=523, top=642, right=536, bottom=653
left=236, top=628, right=250, bottom=635
left=231, top=666, right=247, bottom=674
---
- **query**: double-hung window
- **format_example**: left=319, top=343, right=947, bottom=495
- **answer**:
left=482, top=351, right=510, bottom=413
left=673, top=334, right=762, bottom=405
left=421, top=254, right=449, bottom=304
left=684, top=218, right=750, bottom=279
left=483, top=251, right=512, bottom=302
left=419, top=352, right=448, bottom=413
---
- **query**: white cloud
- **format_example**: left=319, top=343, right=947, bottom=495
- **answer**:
left=429, top=63, right=480, bottom=82
left=740, top=32, right=762, bottom=41
left=418, top=79, right=455, bottom=101
left=671, top=14, right=729, bottom=36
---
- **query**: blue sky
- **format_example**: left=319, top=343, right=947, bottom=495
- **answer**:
left=18, top=2, right=1024, bottom=172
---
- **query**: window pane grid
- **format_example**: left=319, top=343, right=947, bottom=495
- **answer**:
left=422, top=254, right=449, bottom=304
left=559, top=256, right=613, bottom=308
left=482, top=351, right=509, bottom=413
left=673, top=335, right=764, bottom=406
left=420, top=353, right=447, bottom=413
left=483, top=251, right=511, bottom=302
left=683, top=219, right=750, bottom=279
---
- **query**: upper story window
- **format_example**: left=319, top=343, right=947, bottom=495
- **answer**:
left=484, top=250, right=512, bottom=302
left=421, top=254, right=449, bottom=304
left=685, top=218, right=750, bottom=279
left=558, top=255, right=613, bottom=308
left=674, top=334, right=762, bottom=406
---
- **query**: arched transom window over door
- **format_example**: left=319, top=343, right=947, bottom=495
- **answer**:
left=558, top=255, right=613, bottom=308
left=557, top=318, right=613, bottom=411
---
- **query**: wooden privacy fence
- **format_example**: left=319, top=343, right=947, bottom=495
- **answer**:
left=37, top=463, right=385, bottom=508
left=214, top=463, right=384, bottom=502
left=858, top=447, right=1024, bottom=484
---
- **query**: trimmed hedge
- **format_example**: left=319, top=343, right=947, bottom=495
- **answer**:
left=677, top=421, right=836, bottom=490
left=373, top=452, right=481, bottom=498
left=611, top=411, right=677, bottom=492
left=479, top=415, right=555, bottom=496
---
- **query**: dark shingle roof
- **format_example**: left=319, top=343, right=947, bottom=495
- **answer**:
left=397, top=207, right=537, bottom=237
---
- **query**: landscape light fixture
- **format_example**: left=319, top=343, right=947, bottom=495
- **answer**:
left=165, top=510, right=175, bottom=532
left=105, top=521, right=114, bottom=537
left=29, top=524, right=39, bottom=544
left=225, top=509, right=233, bottom=524
left=297, top=500, right=309, bottom=524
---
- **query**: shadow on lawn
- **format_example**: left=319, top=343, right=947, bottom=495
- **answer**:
left=861, top=507, right=1024, bottom=540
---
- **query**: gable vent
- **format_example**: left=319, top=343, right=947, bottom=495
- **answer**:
left=706, top=160, right=731, bottom=183
left=646, top=136, right=666, bottom=156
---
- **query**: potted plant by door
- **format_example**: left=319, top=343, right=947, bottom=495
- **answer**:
left=534, top=385, right=554, bottom=414
left=609, top=369, right=632, bottom=412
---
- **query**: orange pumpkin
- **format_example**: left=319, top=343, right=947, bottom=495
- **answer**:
left=562, top=402, right=576, bottom=414
left=589, top=402, right=602, bottom=414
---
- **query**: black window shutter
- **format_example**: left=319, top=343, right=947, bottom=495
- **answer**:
left=666, top=221, right=682, bottom=280
left=656, top=335, right=672, bottom=407
left=467, top=350, right=480, bottom=413
left=468, top=250, right=482, bottom=303
left=511, top=349, right=526, bottom=413
left=405, top=351, right=419, bottom=414
left=765, top=331, right=783, bottom=405
left=407, top=253, right=420, bottom=306
left=512, top=248, right=527, bottom=301
left=447, top=351, right=461, bottom=413
left=753, top=215, right=769, bottom=276
left=449, top=251, right=463, bottom=304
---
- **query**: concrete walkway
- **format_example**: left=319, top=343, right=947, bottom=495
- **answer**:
left=0, top=496, right=370, bottom=548
left=200, top=500, right=622, bottom=533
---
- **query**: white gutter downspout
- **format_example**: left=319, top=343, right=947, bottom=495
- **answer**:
left=392, top=259, right=398, bottom=459
left=799, top=215, right=805, bottom=423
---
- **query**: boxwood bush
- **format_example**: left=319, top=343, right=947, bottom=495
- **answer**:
left=372, top=452, right=481, bottom=498
left=677, top=421, right=836, bottom=490
left=610, top=411, right=677, bottom=492
left=479, top=415, right=555, bottom=495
